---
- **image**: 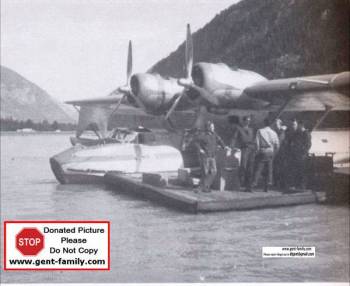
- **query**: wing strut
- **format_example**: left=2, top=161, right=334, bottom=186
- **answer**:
left=73, top=105, right=80, bottom=113
left=268, top=95, right=293, bottom=122
left=312, top=105, right=333, bottom=131
left=109, top=97, right=125, bottom=119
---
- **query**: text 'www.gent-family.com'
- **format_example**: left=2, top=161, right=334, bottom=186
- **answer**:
left=262, top=246, right=316, bottom=258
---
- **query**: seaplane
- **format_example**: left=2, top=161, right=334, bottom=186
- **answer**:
left=50, top=33, right=194, bottom=184
left=50, top=24, right=350, bottom=184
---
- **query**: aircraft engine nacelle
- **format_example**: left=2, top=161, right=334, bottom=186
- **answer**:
left=189, top=62, right=267, bottom=108
left=130, top=73, right=184, bottom=115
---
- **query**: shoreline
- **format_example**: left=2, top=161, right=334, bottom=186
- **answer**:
left=0, top=131, right=75, bottom=135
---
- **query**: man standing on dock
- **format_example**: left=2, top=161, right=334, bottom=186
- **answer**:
left=194, top=121, right=227, bottom=193
left=272, top=118, right=287, bottom=189
left=285, top=120, right=312, bottom=191
left=230, top=115, right=256, bottom=192
left=252, top=118, right=280, bottom=191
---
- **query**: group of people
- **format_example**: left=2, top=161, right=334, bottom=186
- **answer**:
left=191, top=116, right=312, bottom=193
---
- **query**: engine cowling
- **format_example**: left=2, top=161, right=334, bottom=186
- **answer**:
left=188, top=62, right=267, bottom=108
left=130, top=73, right=184, bottom=115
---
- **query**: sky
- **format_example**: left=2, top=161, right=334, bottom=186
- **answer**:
left=1, top=0, right=238, bottom=102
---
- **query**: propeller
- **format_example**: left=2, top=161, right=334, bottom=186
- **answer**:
left=117, top=41, right=149, bottom=112
left=109, top=40, right=147, bottom=117
left=112, top=40, right=145, bottom=111
left=165, top=24, right=193, bottom=120
left=106, top=41, right=133, bottom=99
left=177, top=78, right=220, bottom=106
left=165, top=23, right=227, bottom=121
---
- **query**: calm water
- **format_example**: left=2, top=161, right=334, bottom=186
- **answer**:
left=1, top=133, right=349, bottom=283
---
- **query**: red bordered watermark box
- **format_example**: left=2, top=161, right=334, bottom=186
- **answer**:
left=4, top=221, right=110, bottom=271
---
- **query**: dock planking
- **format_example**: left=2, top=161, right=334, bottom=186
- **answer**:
left=104, top=171, right=323, bottom=213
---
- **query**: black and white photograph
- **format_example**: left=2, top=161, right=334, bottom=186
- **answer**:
left=1, top=0, right=349, bottom=284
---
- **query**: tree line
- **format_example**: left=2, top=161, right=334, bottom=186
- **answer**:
left=0, top=117, right=76, bottom=131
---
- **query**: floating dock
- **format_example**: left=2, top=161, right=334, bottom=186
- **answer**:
left=104, top=172, right=324, bottom=213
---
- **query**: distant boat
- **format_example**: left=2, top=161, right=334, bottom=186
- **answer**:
left=16, top=128, right=35, bottom=133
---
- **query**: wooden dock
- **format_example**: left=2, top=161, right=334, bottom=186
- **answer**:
left=104, top=172, right=324, bottom=213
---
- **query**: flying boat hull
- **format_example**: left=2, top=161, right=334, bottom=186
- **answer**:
left=50, top=143, right=183, bottom=184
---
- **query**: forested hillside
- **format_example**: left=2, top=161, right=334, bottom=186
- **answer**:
left=150, top=0, right=349, bottom=79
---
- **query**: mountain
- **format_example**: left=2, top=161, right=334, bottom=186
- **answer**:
left=1, top=65, right=75, bottom=123
left=150, top=0, right=349, bottom=79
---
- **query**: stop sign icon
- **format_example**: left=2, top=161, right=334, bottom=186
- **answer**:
left=16, top=228, right=44, bottom=256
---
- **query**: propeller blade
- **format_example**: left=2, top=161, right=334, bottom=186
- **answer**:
left=107, top=87, right=124, bottom=96
left=117, top=86, right=146, bottom=110
left=189, top=85, right=219, bottom=106
left=126, top=40, right=133, bottom=85
left=123, top=40, right=148, bottom=111
left=165, top=93, right=184, bottom=120
left=185, top=24, right=193, bottom=79
left=178, top=78, right=193, bottom=88
left=193, top=106, right=208, bottom=130
left=178, top=78, right=219, bottom=106
left=118, top=86, right=131, bottom=94
left=165, top=25, right=192, bottom=121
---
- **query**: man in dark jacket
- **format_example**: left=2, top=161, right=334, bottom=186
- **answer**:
left=194, top=121, right=226, bottom=192
left=230, top=115, right=256, bottom=191
left=272, top=118, right=287, bottom=189
left=285, top=119, right=312, bottom=191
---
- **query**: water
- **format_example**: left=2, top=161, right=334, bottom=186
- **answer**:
left=1, top=133, right=349, bottom=283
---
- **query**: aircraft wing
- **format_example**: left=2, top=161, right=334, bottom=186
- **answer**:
left=109, top=104, right=148, bottom=116
left=66, top=92, right=149, bottom=139
left=65, top=94, right=124, bottom=106
left=243, top=71, right=350, bottom=110
left=244, top=72, right=349, bottom=95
